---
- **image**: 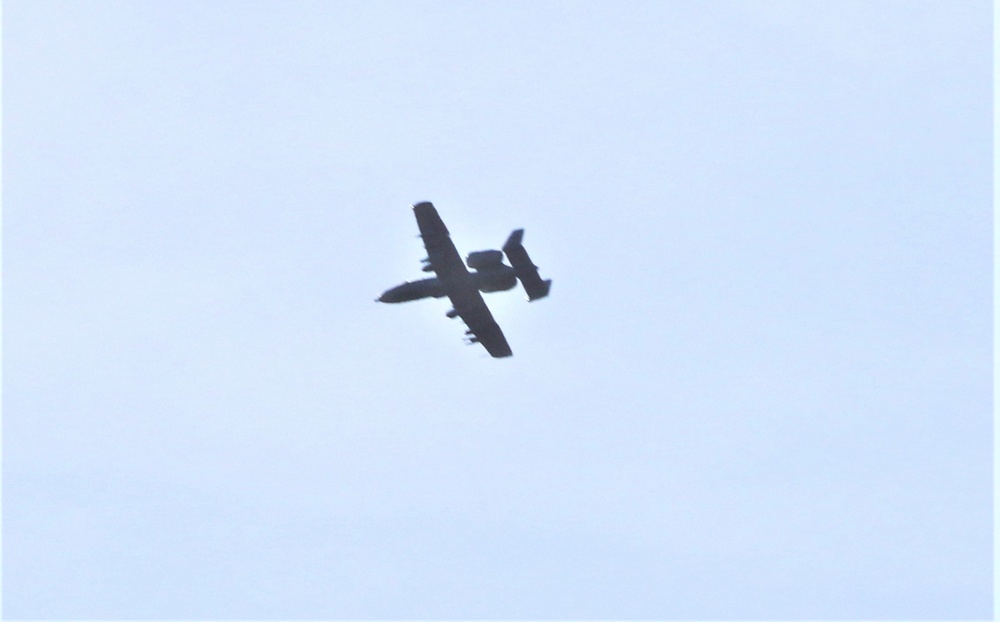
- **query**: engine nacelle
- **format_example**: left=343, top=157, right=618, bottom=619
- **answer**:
left=466, top=249, right=504, bottom=270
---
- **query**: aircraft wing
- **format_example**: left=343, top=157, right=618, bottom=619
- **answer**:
left=413, top=202, right=512, bottom=358
left=413, top=201, right=468, bottom=280
left=447, top=283, right=513, bottom=358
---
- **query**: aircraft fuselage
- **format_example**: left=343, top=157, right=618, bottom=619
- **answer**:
left=378, top=265, right=517, bottom=303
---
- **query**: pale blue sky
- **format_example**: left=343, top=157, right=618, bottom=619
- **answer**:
left=3, top=1, right=992, bottom=618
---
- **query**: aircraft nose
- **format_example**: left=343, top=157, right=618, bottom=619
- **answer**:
left=377, top=283, right=409, bottom=303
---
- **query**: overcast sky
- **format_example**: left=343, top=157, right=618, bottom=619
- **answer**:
left=3, top=1, right=993, bottom=619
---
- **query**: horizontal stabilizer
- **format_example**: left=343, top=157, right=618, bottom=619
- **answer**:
left=502, top=229, right=551, bottom=301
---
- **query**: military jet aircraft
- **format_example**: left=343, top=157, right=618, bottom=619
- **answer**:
left=377, top=201, right=551, bottom=358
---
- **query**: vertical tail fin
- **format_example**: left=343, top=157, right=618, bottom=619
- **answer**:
left=502, top=229, right=552, bottom=301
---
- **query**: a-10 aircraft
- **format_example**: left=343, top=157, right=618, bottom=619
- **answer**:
left=377, top=201, right=551, bottom=358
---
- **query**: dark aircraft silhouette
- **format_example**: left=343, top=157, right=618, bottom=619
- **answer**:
left=377, top=201, right=551, bottom=358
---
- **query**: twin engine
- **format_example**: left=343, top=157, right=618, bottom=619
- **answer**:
left=465, top=249, right=505, bottom=271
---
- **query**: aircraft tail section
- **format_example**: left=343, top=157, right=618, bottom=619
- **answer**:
left=502, top=229, right=552, bottom=301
